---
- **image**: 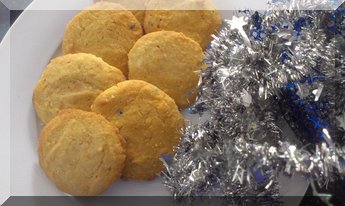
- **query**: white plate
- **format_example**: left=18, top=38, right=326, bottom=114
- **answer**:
left=0, top=0, right=309, bottom=202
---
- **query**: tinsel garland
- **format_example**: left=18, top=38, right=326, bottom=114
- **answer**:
left=162, top=2, right=345, bottom=199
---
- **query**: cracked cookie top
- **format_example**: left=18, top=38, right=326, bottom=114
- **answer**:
left=128, top=31, right=204, bottom=108
left=33, top=53, right=125, bottom=124
left=91, top=80, right=184, bottom=180
left=62, top=2, right=143, bottom=76
left=38, top=109, right=126, bottom=196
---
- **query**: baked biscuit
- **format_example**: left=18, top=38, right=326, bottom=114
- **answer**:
left=62, top=2, right=143, bottom=76
left=38, top=109, right=126, bottom=196
left=144, top=0, right=221, bottom=50
left=131, top=10, right=146, bottom=26
left=128, top=31, right=204, bottom=108
left=33, top=53, right=125, bottom=124
left=94, top=0, right=147, bottom=25
left=91, top=80, right=184, bottom=180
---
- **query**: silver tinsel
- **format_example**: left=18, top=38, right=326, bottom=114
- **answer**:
left=162, top=4, right=345, bottom=199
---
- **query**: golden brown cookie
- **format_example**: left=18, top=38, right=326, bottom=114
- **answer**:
left=131, top=10, right=146, bottom=26
left=94, top=0, right=147, bottom=25
left=144, top=0, right=221, bottom=50
left=33, top=53, right=125, bottom=124
left=62, top=2, right=143, bottom=76
left=91, top=80, right=184, bottom=180
left=128, top=31, right=204, bottom=108
left=38, top=109, right=126, bottom=196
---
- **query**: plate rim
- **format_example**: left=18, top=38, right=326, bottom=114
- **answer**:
left=0, top=0, right=309, bottom=201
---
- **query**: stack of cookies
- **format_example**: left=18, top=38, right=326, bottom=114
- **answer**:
left=33, top=1, right=221, bottom=196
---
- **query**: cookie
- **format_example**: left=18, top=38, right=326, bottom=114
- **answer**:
left=91, top=80, right=184, bottom=180
left=38, top=109, right=126, bottom=196
left=62, top=2, right=143, bottom=76
left=33, top=53, right=125, bottom=124
left=144, top=0, right=221, bottom=50
left=128, top=31, right=204, bottom=108
left=94, top=0, right=147, bottom=25
left=131, top=10, right=146, bottom=26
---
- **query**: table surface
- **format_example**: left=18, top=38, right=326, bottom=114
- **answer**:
left=0, top=0, right=32, bottom=42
